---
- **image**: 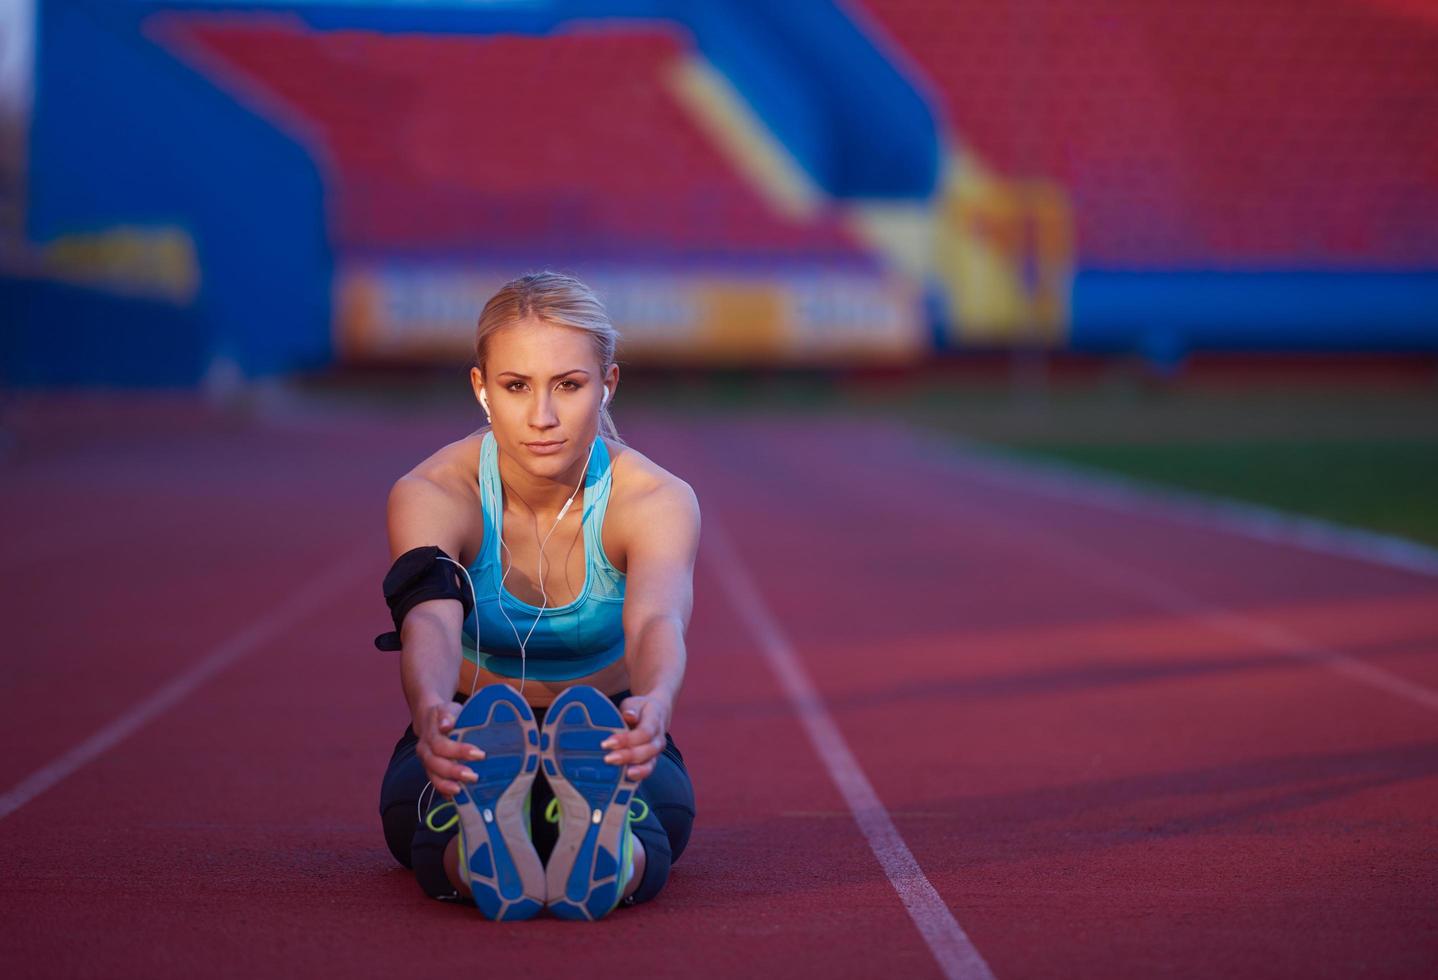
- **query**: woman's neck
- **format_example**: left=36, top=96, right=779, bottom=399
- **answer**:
left=493, top=435, right=591, bottom=521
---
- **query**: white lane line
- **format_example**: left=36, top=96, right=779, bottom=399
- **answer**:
left=906, top=473, right=1438, bottom=716
left=703, top=516, right=996, bottom=980
left=0, top=550, right=372, bottom=821
left=912, top=431, right=1438, bottom=579
left=1029, top=524, right=1438, bottom=714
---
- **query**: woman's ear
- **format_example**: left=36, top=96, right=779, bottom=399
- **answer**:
left=470, top=367, right=488, bottom=416
left=603, top=362, right=619, bottom=404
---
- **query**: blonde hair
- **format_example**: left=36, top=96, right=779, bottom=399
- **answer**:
left=475, top=271, right=622, bottom=443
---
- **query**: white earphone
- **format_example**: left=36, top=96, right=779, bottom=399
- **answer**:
left=490, top=438, right=595, bottom=696
left=471, top=380, right=610, bottom=695
left=419, top=382, right=607, bottom=817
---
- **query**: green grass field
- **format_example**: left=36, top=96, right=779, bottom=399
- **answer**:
left=993, top=440, right=1438, bottom=546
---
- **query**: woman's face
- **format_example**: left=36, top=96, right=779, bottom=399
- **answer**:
left=472, top=317, right=616, bottom=479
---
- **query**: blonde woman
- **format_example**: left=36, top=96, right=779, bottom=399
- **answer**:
left=376, top=272, right=698, bottom=919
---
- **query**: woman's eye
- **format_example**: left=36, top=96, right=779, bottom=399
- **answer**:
left=557, top=380, right=580, bottom=391
left=506, top=382, right=526, bottom=392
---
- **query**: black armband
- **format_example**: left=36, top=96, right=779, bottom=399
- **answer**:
left=373, top=545, right=475, bottom=652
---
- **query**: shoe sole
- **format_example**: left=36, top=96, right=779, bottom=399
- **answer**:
left=449, top=683, right=546, bottom=921
left=540, top=686, right=642, bottom=921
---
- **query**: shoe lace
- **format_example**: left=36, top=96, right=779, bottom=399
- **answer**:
left=545, top=796, right=649, bottom=824
left=424, top=799, right=460, bottom=833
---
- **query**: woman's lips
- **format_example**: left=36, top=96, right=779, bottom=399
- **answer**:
left=524, top=440, right=566, bottom=455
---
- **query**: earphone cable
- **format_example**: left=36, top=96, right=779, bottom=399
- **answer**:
left=490, top=438, right=596, bottom=696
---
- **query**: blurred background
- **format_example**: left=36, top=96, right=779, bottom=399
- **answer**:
left=6, top=6, right=1438, bottom=971
left=2, top=0, right=1436, bottom=544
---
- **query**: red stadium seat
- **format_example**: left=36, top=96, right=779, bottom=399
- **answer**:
left=856, top=0, right=1438, bottom=266
left=154, top=17, right=869, bottom=262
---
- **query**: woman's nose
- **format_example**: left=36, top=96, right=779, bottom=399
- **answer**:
left=529, top=392, right=559, bottom=428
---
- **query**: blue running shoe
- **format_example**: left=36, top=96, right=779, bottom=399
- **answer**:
left=439, top=683, right=546, bottom=921
left=540, top=685, right=645, bottom=921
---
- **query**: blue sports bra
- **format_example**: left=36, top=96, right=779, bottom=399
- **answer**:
left=460, top=432, right=627, bottom=681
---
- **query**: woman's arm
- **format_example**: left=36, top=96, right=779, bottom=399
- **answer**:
left=386, top=474, right=484, bottom=797
left=604, top=476, right=701, bottom=781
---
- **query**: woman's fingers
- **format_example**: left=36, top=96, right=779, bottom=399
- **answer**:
left=602, top=724, right=658, bottom=758
left=623, top=738, right=665, bottom=779
left=424, top=702, right=484, bottom=760
left=429, top=759, right=477, bottom=788
left=419, top=741, right=479, bottom=786
left=419, top=704, right=483, bottom=790
left=603, top=732, right=665, bottom=779
left=614, top=696, right=653, bottom=732
left=431, top=700, right=465, bottom=733
left=431, top=777, right=465, bottom=798
left=602, top=723, right=655, bottom=752
left=605, top=701, right=661, bottom=748
left=424, top=734, right=484, bottom=770
left=601, top=697, right=667, bottom=779
left=431, top=733, right=484, bottom=762
left=600, top=734, right=657, bottom=764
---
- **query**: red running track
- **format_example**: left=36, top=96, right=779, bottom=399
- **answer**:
left=1, top=397, right=1435, bottom=978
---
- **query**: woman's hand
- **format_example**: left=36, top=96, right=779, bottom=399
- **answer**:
left=415, top=700, right=484, bottom=798
left=603, top=694, right=671, bottom=781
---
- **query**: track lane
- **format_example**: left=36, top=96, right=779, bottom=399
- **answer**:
left=632, top=416, right=1438, bottom=977
left=7, top=401, right=1435, bottom=978
left=0, top=416, right=426, bottom=791
left=0, top=404, right=946, bottom=978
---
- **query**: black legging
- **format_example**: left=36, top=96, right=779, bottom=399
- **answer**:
left=379, top=688, right=695, bottom=907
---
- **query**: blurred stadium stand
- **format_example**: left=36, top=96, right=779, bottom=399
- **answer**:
left=855, top=0, right=1438, bottom=356
left=3, top=0, right=1435, bottom=386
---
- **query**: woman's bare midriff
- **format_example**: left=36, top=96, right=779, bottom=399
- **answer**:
left=455, top=655, right=632, bottom=708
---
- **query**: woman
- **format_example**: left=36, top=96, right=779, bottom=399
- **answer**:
left=377, top=272, right=699, bottom=920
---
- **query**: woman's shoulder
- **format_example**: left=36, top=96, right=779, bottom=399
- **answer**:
left=386, top=430, right=486, bottom=561
left=395, top=429, right=486, bottom=502
left=605, top=437, right=699, bottom=520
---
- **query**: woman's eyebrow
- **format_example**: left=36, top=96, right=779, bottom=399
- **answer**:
left=497, top=369, right=591, bottom=381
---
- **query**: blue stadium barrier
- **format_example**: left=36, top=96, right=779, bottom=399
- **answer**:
left=25, top=0, right=331, bottom=385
